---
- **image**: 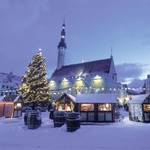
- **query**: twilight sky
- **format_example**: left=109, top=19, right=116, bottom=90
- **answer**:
left=0, top=0, right=150, bottom=84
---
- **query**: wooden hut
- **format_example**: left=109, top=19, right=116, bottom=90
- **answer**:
left=75, top=93, right=117, bottom=122
left=4, top=102, right=14, bottom=118
left=128, top=94, right=150, bottom=123
left=13, top=95, right=22, bottom=117
left=0, top=95, right=22, bottom=118
left=55, top=93, right=76, bottom=112
left=0, top=96, right=5, bottom=117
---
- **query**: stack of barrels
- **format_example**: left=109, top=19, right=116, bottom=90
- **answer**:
left=52, top=111, right=80, bottom=132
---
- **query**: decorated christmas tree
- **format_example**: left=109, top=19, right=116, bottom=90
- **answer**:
left=20, top=49, right=51, bottom=108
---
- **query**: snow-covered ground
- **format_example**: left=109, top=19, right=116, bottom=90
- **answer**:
left=0, top=111, right=150, bottom=150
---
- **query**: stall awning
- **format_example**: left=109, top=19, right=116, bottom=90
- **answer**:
left=76, top=93, right=117, bottom=103
left=128, top=94, right=149, bottom=104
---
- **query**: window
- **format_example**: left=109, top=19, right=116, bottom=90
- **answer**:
left=88, top=112, right=95, bottom=121
left=80, top=112, right=87, bottom=121
left=56, top=102, right=74, bottom=112
left=98, top=112, right=105, bottom=121
left=105, top=112, right=112, bottom=121
left=80, top=104, right=94, bottom=111
left=75, top=78, right=85, bottom=90
left=49, top=80, right=56, bottom=90
left=61, top=78, right=70, bottom=89
left=91, top=75, right=104, bottom=89
left=143, top=104, right=150, bottom=112
left=98, top=104, right=112, bottom=111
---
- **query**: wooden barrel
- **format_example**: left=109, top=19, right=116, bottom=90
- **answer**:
left=66, top=112, right=80, bottom=132
left=53, top=111, right=66, bottom=127
left=24, top=113, right=28, bottom=125
left=27, top=111, right=41, bottom=129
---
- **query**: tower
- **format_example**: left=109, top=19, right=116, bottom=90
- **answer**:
left=57, top=23, right=67, bottom=70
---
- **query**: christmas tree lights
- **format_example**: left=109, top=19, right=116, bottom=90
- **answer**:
left=20, top=50, right=51, bottom=108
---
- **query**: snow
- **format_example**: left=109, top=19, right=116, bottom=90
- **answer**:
left=0, top=95, right=5, bottom=101
left=13, top=95, right=20, bottom=103
left=76, top=93, right=117, bottom=103
left=0, top=111, right=150, bottom=150
left=67, top=94, right=76, bottom=102
left=128, top=94, right=149, bottom=104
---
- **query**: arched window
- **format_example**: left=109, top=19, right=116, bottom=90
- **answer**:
left=74, top=77, right=85, bottom=90
left=91, top=75, right=104, bottom=89
left=61, top=78, right=70, bottom=89
left=49, top=80, right=57, bottom=90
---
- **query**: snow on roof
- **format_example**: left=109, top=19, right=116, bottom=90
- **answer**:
left=76, top=93, right=117, bottom=103
left=51, top=58, right=112, bottom=79
left=14, top=95, right=20, bottom=103
left=56, top=93, right=76, bottom=102
left=128, top=94, right=149, bottom=104
left=0, top=95, right=5, bottom=102
left=66, top=94, right=76, bottom=102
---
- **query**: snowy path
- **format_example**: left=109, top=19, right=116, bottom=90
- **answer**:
left=0, top=113, right=150, bottom=150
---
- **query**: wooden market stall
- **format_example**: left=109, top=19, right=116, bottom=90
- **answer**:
left=75, top=93, right=117, bottom=122
left=13, top=95, right=22, bottom=117
left=55, top=93, right=76, bottom=112
left=0, top=96, right=5, bottom=117
left=0, top=95, right=22, bottom=118
left=4, top=102, right=14, bottom=118
left=128, top=94, right=150, bottom=123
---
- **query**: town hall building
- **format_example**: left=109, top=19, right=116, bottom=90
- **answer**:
left=49, top=23, right=118, bottom=98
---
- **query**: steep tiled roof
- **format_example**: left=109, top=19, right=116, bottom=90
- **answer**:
left=51, top=58, right=112, bottom=78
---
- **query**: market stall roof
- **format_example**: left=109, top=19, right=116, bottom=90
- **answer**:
left=76, top=93, right=117, bottom=103
left=14, top=95, right=21, bottom=103
left=128, top=94, right=149, bottom=104
left=67, top=94, right=76, bottom=102
left=51, top=58, right=112, bottom=79
left=56, top=93, right=76, bottom=103
left=0, top=96, right=5, bottom=102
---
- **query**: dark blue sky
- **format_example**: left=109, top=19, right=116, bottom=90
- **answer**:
left=0, top=0, right=150, bottom=83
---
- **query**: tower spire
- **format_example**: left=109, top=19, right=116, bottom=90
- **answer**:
left=57, top=22, right=67, bottom=70
left=57, top=22, right=67, bottom=49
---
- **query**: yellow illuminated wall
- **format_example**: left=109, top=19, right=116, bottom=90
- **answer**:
left=49, top=80, right=57, bottom=90
left=91, top=76, right=104, bottom=89
left=61, top=78, right=70, bottom=89
left=75, top=79, right=85, bottom=89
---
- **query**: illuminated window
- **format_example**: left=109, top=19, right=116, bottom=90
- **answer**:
left=56, top=102, right=74, bottom=112
left=143, top=104, right=150, bottom=112
left=49, top=80, right=56, bottom=90
left=91, top=75, right=104, bottom=89
left=98, top=104, right=112, bottom=111
left=15, top=103, right=22, bottom=110
left=61, top=78, right=70, bottom=89
left=81, top=104, right=94, bottom=111
left=75, top=78, right=85, bottom=89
